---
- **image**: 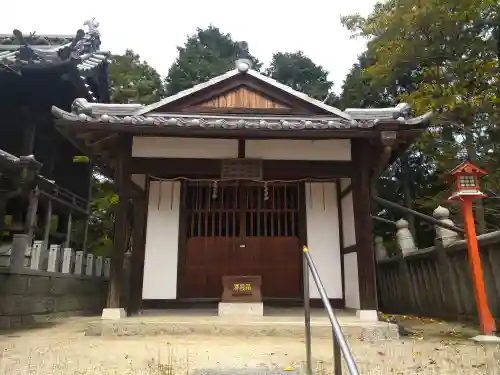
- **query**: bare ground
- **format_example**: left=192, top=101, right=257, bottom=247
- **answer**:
left=0, top=317, right=499, bottom=375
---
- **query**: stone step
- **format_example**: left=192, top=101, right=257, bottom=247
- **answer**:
left=85, top=318, right=399, bottom=342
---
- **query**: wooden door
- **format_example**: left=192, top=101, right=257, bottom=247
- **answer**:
left=181, top=181, right=301, bottom=299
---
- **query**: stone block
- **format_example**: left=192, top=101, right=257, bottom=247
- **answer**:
left=25, top=275, right=50, bottom=295
left=356, top=309, right=379, bottom=322
left=0, top=295, right=26, bottom=315
left=29, top=296, right=55, bottom=314
left=0, top=316, right=12, bottom=330
left=102, top=308, right=126, bottom=320
left=0, top=274, right=29, bottom=294
left=55, top=296, right=81, bottom=312
left=21, top=315, right=36, bottom=327
left=50, top=276, right=80, bottom=295
left=218, top=302, right=264, bottom=317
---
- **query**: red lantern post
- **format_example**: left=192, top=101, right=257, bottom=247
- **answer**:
left=446, top=161, right=496, bottom=336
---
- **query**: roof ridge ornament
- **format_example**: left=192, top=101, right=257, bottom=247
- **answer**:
left=235, top=58, right=252, bottom=73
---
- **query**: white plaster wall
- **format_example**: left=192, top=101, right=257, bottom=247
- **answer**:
left=132, top=137, right=238, bottom=159
left=343, top=253, right=360, bottom=309
left=142, top=181, right=181, bottom=299
left=305, top=182, right=342, bottom=299
left=245, top=140, right=351, bottom=161
left=131, top=174, right=146, bottom=190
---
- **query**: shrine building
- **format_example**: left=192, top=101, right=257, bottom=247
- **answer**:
left=51, top=59, right=432, bottom=320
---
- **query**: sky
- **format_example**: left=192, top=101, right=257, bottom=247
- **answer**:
left=2, top=0, right=377, bottom=94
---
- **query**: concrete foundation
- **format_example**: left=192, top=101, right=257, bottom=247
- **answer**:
left=218, top=302, right=264, bottom=317
left=86, top=308, right=399, bottom=341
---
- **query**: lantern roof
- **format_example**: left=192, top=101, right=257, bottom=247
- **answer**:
left=446, top=160, right=488, bottom=178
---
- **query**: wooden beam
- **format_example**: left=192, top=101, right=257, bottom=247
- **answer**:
left=129, top=158, right=353, bottom=179
left=340, top=184, right=352, bottom=199
left=351, top=139, right=378, bottom=310
left=107, top=134, right=132, bottom=309
left=128, top=196, right=147, bottom=314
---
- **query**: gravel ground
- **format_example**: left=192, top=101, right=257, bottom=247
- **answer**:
left=0, top=318, right=499, bottom=375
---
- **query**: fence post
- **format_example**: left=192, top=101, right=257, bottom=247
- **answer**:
left=374, top=236, right=387, bottom=261
left=103, top=257, right=111, bottom=278
left=95, top=256, right=103, bottom=277
left=47, top=244, right=61, bottom=272
left=396, top=219, right=418, bottom=312
left=74, top=250, right=84, bottom=275
left=30, top=240, right=44, bottom=270
left=433, top=206, right=464, bottom=317
left=85, top=253, right=94, bottom=276
left=62, top=247, right=74, bottom=274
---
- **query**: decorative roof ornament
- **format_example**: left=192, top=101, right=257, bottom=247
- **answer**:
left=0, top=18, right=106, bottom=71
left=78, top=18, right=102, bottom=54
left=235, top=58, right=252, bottom=73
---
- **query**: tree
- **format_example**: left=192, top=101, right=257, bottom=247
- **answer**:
left=265, top=51, right=337, bottom=103
left=165, top=26, right=262, bottom=95
left=341, top=0, right=500, bottom=233
left=109, top=49, right=166, bottom=104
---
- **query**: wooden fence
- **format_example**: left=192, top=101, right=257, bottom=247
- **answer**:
left=376, top=205, right=500, bottom=321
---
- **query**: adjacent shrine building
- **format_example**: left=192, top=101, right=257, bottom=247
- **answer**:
left=51, top=59, right=432, bottom=319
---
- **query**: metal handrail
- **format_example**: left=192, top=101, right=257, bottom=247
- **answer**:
left=302, top=245, right=359, bottom=375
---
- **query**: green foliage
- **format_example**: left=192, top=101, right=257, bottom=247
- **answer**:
left=109, top=49, right=166, bottom=104
left=164, top=25, right=262, bottom=95
left=265, top=51, right=335, bottom=102
left=87, top=176, right=118, bottom=256
left=341, top=0, right=500, bottom=240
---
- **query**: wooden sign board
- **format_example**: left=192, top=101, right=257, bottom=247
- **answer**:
left=221, top=275, right=262, bottom=303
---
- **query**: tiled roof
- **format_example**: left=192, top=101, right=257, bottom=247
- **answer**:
left=136, top=59, right=355, bottom=120
left=0, top=18, right=109, bottom=76
left=51, top=98, right=433, bottom=131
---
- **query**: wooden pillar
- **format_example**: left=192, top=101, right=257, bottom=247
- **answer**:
left=0, top=193, right=8, bottom=236
left=107, top=135, right=132, bottom=309
left=128, top=195, right=148, bottom=314
left=64, top=211, right=73, bottom=248
left=24, top=187, right=39, bottom=247
left=21, top=107, right=36, bottom=156
left=42, top=199, right=52, bottom=249
left=82, top=164, right=93, bottom=252
left=351, top=139, right=378, bottom=310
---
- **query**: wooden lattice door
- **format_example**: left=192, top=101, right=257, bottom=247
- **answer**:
left=181, top=181, right=302, bottom=299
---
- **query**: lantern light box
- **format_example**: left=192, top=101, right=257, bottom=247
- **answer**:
left=445, top=160, right=487, bottom=201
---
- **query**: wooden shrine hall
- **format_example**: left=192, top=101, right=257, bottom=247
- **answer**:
left=0, top=19, right=109, bottom=258
left=51, top=59, right=433, bottom=320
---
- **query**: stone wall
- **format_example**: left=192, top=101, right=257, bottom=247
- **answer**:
left=0, top=268, right=108, bottom=329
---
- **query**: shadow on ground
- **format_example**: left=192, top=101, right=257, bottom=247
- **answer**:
left=382, top=313, right=484, bottom=342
